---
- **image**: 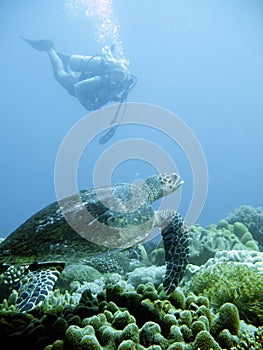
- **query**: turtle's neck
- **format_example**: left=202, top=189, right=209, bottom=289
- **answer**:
left=143, top=176, right=164, bottom=203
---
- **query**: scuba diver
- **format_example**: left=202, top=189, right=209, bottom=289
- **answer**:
left=21, top=37, right=136, bottom=143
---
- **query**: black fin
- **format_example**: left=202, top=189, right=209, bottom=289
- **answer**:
left=21, top=36, right=54, bottom=51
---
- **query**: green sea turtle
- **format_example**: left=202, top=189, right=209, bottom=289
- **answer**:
left=0, top=172, right=189, bottom=311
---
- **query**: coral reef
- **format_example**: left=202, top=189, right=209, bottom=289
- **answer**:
left=210, top=303, right=240, bottom=336
left=2, top=281, right=262, bottom=350
left=56, top=265, right=103, bottom=292
left=147, top=240, right=166, bottom=267
left=236, top=324, right=263, bottom=350
left=189, top=221, right=259, bottom=266
left=192, top=330, right=221, bottom=350
left=85, top=252, right=130, bottom=275
left=1, top=206, right=263, bottom=349
left=184, top=261, right=263, bottom=326
left=201, top=249, right=263, bottom=273
left=126, top=266, right=166, bottom=289
left=226, top=205, right=263, bottom=248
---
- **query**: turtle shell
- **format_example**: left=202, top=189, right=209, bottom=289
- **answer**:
left=0, top=183, right=155, bottom=265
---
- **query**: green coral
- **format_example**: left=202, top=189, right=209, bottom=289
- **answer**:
left=63, top=311, right=141, bottom=349
left=169, top=325, right=184, bottom=342
left=61, top=284, right=239, bottom=348
left=189, top=222, right=259, bottom=266
left=179, top=310, right=192, bottom=328
left=218, top=329, right=238, bottom=349
left=239, top=326, right=263, bottom=350
left=139, top=321, right=167, bottom=348
left=149, top=246, right=165, bottom=266
left=226, top=205, right=263, bottom=247
left=1, top=270, right=263, bottom=349
left=191, top=320, right=206, bottom=336
left=168, top=288, right=186, bottom=310
left=192, top=330, right=221, bottom=350
left=142, top=239, right=165, bottom=267
left=56, top=265, right=102, bottom=292
left=61, top=312, right=169, bottom=349
left=184, top=262, right=263, bottom=325
left=233, top=222, right=259, bottom=250
left=211, top=303, right=240, bottom=336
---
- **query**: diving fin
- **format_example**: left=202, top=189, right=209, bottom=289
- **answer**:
left=21, top=36, right=54, bottom=51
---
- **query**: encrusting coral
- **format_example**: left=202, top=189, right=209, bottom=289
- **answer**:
left=2, top=281, right=261, bottom=350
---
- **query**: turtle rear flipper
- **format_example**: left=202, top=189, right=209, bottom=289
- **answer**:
left=1, top=262, right=65, bottom=312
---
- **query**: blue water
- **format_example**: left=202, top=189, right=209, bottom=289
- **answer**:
left=1, top=0, right=263, bottom=237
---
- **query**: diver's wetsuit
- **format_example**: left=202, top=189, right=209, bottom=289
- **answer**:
left=21, top=36, right=133, bottom=111
left=47, top=48, right=131, bottom=111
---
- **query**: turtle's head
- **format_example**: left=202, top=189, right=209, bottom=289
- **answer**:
left=144, top=172, right=183, bottom=203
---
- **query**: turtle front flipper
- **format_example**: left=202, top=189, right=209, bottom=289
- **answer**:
left=156, top=210, right=190, bottom=293
left=0, top=262, right=65, bottom=312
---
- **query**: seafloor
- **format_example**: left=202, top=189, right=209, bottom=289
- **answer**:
left=0, top=205, right=263, bottom=349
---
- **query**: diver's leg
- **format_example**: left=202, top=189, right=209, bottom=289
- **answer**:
left=46, top=48, right=77, bottom=94
left=47, top=48, right=65, bottom=76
